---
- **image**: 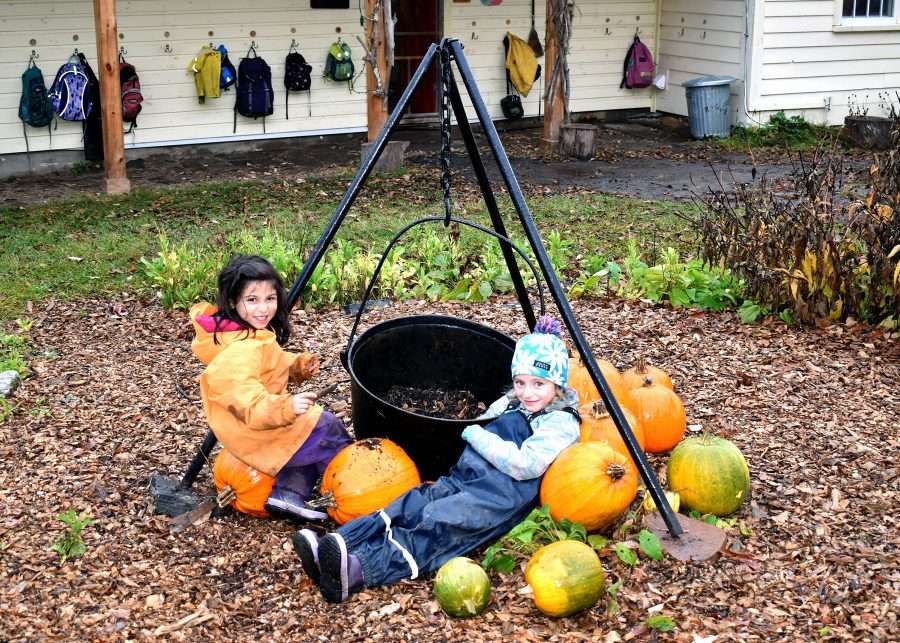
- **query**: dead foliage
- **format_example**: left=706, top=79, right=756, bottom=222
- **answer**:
left=686, top=133, right=900, bottom=325
left=0, top=295, right=897, bottom=641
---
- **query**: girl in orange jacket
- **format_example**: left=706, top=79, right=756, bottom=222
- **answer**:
left=191, top=255, right=352, bottom=521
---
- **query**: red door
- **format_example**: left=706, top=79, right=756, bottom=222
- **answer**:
left=390, top=0, right=441, bottom=115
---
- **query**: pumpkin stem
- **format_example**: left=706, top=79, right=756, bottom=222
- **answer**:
left=635, top=356, right=648, bottom=374
left=306, top=491, right=336, bottom=510
left=642, top=376, right=653, bottom=387
left=607, top=463, right=626, bottom=481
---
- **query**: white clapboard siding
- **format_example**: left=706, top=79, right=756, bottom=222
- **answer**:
left=655, top=0, right=746, bottom=121
left=1, top=0, right=368, bottom=155
left=751, top=0, right=900, bottom=123
left=3, top=0, right=661, bottom=157
left=446, top=0, right=656, bottom=123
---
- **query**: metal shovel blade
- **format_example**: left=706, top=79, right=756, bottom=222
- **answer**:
left=644, top=512, right=726, bottom=562
left=149, top=474, right=203, bottom=517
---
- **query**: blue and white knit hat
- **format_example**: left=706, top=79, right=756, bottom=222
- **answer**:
left=510, top=316, right=569, bottom=388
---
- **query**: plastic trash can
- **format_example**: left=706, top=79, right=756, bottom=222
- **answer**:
left=683, top=75, right=736, bottom=139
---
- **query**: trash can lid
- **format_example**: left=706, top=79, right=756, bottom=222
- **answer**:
left=683, top=75, right=737, bottom=88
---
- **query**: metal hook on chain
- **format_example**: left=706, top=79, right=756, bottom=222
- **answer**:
left=439, top=46, right=453, bottom=227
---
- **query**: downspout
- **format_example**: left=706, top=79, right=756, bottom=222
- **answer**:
left=651, top=0, right=662, bottom=113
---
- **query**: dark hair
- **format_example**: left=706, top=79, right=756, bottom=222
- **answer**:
left=214, top=255, right=291, bottom=344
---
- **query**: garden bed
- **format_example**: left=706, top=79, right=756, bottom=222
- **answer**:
left=1, top=296, right=897, bottom=641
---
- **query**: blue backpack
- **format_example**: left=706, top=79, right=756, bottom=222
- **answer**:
left=234, top=49, right=274, bottom=132
left=218, top=45, right=236, bottom=90
left=49, top=55, right=94, bottom=121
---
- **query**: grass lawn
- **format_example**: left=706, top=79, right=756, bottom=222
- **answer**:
left=0, top=174, right=695, bottom=322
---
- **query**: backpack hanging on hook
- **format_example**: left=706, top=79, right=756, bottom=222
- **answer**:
left=218, top=44, right=237, bottom=90
left=323, top=38, right=354, bottom=89
left=234, top=45, right=274, bottom=133
left=620, top=35, right=655, bottom=90
left=119, top=52, right=143, bottom=132
left=284, top=40, right=312, bottom=119
left=19, top=56, right=55, bottom=155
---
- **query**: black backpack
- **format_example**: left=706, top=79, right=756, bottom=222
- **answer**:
left=284, top=47, right=312, bottom=119
left=234, top=47, right=274, bottom=132
left=78, top=52, right=104, bottom=162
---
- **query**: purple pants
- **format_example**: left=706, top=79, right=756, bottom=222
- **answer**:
left=271, top=411, right=352, bottom=504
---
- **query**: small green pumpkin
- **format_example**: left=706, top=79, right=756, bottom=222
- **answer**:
left=667, top=434, right=750, bottom=516
left=525, top=541, right=605, bottom=617
left=433, top=557, right=491, bottom=618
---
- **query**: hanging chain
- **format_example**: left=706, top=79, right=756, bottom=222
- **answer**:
left=439, top=46, right=453, bottom=226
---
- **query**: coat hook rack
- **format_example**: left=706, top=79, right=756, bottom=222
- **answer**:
left=119, top=45, right=127, bottom=55
left=29, top=49, right=39, bottom=63
left=209, top=41, right=215, bottom=49
left=290, top=38, right=299, bottom=50
left=164, top=43, right=173, bottom=53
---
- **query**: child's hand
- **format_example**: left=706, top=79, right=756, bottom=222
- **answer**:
left=291, top=353, right=320, bottom=383
left=292, top=391, right=318, bottom=416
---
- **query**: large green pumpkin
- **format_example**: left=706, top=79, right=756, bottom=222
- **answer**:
left=433, top=557, right=491, bottom=618
left=667, top=435, right=750, bottom=516
left=524, top=541, right=605, bottom=617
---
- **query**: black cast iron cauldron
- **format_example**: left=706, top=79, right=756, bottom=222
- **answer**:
left=343, top=314, right=516, bottom=481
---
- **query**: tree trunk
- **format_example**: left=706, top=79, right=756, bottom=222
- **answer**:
left=559, top=123, right=597, bottom=160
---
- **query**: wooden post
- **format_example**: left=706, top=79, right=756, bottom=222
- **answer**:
left=542, top=0, right=565, bottom=156
left=559, top=123, right=597, bottom=160
left=366, top=0, right=390, bottom=142
left=92, top=0, right=130, bottom=194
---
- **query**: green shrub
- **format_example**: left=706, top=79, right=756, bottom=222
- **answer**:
left=615, top=241, right=743, bottom=310
left=726, top=111, right=832, bottom=149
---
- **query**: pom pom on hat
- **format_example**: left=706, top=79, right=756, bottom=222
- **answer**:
left=511, top=316, right=568, bottom=387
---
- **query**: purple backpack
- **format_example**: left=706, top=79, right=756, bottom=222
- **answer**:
left=620, top=36, right=655, bottom=89
left=49, top=57, right=94, bottom=121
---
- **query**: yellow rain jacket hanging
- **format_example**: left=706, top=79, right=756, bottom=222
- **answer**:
left=505, top=32, right=539, bottom=96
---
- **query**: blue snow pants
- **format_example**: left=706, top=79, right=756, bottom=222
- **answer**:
left=336, top=409, right=541, bottom=587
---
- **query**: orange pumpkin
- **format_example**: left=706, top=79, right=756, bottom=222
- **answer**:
left=629, top=377, right=686, bottom=453
left=623, top=357, right=674, bottom=391
left=212, top=448, right=275, bottom=518
left=579, top=400, right=645, bottom=461
left=568, top=356, right=633, bottom=412
left=540, top=442, right=638, bottom=533
left=320, top=438, right=422, bottom=524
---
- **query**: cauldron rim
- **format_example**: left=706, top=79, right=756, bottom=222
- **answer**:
left=345, top=314, right=515, bottom=426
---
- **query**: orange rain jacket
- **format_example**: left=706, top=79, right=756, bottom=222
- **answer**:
left=189, top=302, right=322, bottom=476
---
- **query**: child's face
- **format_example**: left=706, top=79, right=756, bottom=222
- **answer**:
left=235, top=279, right=278, bottom=330
left=512, top=374, right=557, bottom=413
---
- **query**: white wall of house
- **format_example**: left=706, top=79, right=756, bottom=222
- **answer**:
left=446, top=0, right=658, bottom=121
left=1, top=0, right=661, bottom=159
left=655, top=0, right=747, bottom=123
left=747, top=0, right=900, bottom=125
left=1, top=0, right=367, bottom=156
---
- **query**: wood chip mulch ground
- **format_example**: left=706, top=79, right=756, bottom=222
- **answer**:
left=1, top=296, right=898, bottom=641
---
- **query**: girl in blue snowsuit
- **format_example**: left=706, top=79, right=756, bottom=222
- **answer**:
left=292, top=316, right=581, bottom=603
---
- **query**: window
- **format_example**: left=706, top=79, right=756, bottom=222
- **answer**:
left=843, top=0, right=895, bottom=17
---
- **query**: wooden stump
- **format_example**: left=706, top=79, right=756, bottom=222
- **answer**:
left=559, top=123, right=597, bottom=160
